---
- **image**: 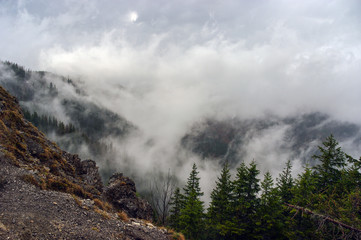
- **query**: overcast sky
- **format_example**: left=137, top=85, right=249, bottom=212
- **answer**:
left=2, top=1, right=361, bottom=192
left=1, top=0, right=361, bottom=121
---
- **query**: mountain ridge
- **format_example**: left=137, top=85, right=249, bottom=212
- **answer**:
left=0, top=85, right=172, bottom=239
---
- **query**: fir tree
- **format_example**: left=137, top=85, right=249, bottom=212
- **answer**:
left=313, top=135, right=347, bottom=192
left=344, top=156, right=361, bottom=192
left=287, top=166, right=319, bottom=239
left=292, top=165, right=317, bottom=206
left=207, top=162, right=233, bottom=239
left=179, top=163, right=205, bottom=240
left=169, top=187, right=184, bottom=231
left=277, top=160, right=294, bottom=203
left=259, top=171, right=286, bottom=239
left=232, top=161, right=261, bottom=239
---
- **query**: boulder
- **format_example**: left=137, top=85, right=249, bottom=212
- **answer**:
left=105, top=173, right=153, bottom=221
left=64, top=153, right=103, bottom=194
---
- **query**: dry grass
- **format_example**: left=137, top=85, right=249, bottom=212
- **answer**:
left=174, top=233, right=185, bottom=240
left=117, top=211, right=129, bottom=222
left=72, top=194, right=83, bottom=208
left=167, top=229, right=185, bottom=240
left=94, top=207, right=111, bottom=220
left=94, top=198, right=112, bottom=211
left=21, top=174, right=39, bottom=187
left=172, top=232, right=185, bottom=240
left=46, top=176, right=93, bottom=199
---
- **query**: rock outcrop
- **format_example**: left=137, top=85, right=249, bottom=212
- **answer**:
left=0, top=86, right=171, bottom=239
left=105, top=173, right=153, bottom=221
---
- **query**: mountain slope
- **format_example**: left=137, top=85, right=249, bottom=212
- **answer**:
left=0, top=61, right=135, bottom=159
left=0, top=86, right=170, bottom=239
left=181, top=113, right=360, bottom=167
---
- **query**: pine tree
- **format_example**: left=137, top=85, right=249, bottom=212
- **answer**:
left=207, top=162, right=233, bottom=239
left=232, top=161, right=261, bottom=239
left=58, top=122, right=65, bottom=135
left=292, top=165, right=317, bottom=206
left=259, top=171, right=285, bottom=239
left=179, top=163, right=205, bottom=240
left=313, top=135, right=347, bottom=192
left=22, top=109, right=31, bottom=121
left=287, top=166, right=320, bottom=239
left=344, top=156, right=361, bottom=192
left=32, top=111, right=40, bottom=126
left=261, top=172, right=274, bottom=205
left=169, top=187, right=184, bottom=231
left=277, top=160, right=294, bottom=203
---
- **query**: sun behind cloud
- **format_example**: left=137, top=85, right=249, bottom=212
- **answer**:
left=129, top=11, right=138, bottom=22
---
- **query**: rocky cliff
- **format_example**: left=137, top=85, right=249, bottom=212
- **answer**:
left=0, top=86, right=171, bottom=239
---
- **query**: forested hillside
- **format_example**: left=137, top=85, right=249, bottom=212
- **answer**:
left=0, top=61, right=135, bottom=178
left=169, top=135, right=361, bottom=239
left=182, top=116, right=360, bottom=167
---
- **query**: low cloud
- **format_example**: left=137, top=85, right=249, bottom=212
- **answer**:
left=2, top=0, right=361, bottom=199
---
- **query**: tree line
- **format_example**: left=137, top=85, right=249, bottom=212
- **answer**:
left=23, top=109, right=76, bottom=135
left=22, top=109, right=114, bottom=161
left=167, top=135, right=361, bottom=239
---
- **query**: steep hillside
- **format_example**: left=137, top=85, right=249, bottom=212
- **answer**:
left=182, top=114, right=360, bottom=166
left=0, top=61, right=135, bottom=169
left=0, top=86, right=171, bottom=239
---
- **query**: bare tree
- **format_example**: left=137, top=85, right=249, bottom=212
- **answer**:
left=149, top=169, right=177, bottom=225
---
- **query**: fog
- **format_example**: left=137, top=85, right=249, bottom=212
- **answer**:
left=1, top=0, right=361, bottom=200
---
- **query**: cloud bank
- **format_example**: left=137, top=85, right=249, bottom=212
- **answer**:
left=2, top=0, right=361, bottom=199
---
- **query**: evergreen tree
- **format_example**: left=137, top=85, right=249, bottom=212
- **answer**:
left=287, top=165, right=319, bottom=239
left=277, top=160, right=294, bottom=203
left=292, top=165, right=317, bottom=206
left=23, top=109, right=31, bottom=121
left=259, top=171, right=286, bottom=239
left=58, top=122, right=65, bottom=135
left=313, top=135, right=347, bottom=192
left=168, top=187, right=184, bottom=231
left=179, top=163, right=205, bottom=240
left=344, top=156, right=361, bottom=191
left=232, top=161, right=261, bottom=239
left=207, top=162, right=233, bottom=239
left=261, top=172, right=274, bottom=205
left=32, top=111, right=40, bottom=126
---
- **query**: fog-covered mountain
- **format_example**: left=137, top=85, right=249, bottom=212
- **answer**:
left=1, top=61, right=361, bottom=186
left=0, top=84, right=171, bottom=239
left=0, top=61, right=136, bottom=178
left=182, top=113, right=360, bottom=168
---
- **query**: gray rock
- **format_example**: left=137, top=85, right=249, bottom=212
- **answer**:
left=105, top=173, right=154, bottom=221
